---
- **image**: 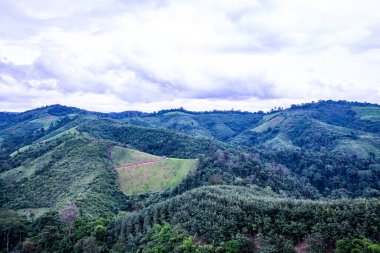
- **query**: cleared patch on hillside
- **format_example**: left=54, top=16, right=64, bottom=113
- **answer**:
left=39, top=127, right=79, bottom=143
left=111, top=146, right=160, bottom=167
left=262, top=112, right=280, bottom=121
left=117, top=158, right=197, bottom=195
left=252, top=116, right=284, bottom=133
left=111, top=146, right=197, bottom=195
left=333, top=139, right=380, bottom=159
left=262, top=134, right=295, bottom=151
left=352, top=106, right=380, bottom=121
left=163, top=111, right=190, bottom=116
left=30, top=115, right=60, bottom=129
left=10, top=145, right=32, bottom=157
left=16, top=208, right=50, bottom=218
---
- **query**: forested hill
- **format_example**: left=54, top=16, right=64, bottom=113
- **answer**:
left=1, top=100, right=380, bottom=252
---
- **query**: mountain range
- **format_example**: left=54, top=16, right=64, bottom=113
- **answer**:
left=1, top=100, right=380, bottom=252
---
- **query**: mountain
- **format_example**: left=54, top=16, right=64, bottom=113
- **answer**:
left=1, top=100, right=380, bottom=252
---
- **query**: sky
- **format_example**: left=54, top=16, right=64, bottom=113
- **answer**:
left=0, top=0, right=380, bottom=112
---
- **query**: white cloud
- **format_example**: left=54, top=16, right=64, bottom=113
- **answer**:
left=0, top=0, right=379, bottom=112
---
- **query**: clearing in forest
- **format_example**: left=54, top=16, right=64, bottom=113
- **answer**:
left=111, top=146, right=197, bottom=195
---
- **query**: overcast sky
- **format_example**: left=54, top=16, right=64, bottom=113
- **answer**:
left=1, top=0, right=380, bottom=112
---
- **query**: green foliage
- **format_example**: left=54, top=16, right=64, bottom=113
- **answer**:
left=78, top=118, right=230, bottom=159
left=1, top=134, right=128, bottom=218
left=226, top=240, right=239, bottom=253
left=138, top=223, right=243, bottom=253
left=335, top=237, right=380, bottom=253
left=171, top=151, right=320, bottom=199
left=130, top=109, right=263, bottom=142
left=0, top=210, right=28, bottom=252
left=138, top=223, right=190, bottom=253
left=260, top=147, right=380, bottom=198
left=111, top=185, right=380, bottom=251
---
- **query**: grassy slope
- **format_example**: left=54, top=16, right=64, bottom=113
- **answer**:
left=111, top=146, right=197, bottom=195
left=252, top=116, right=284, bottom=133
left=111, top=146, right=159, bottom=167
left=30, top=115, right=60, bottom=130
left=352, top=106, right=380, bottom=121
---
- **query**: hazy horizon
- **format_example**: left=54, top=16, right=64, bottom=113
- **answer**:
left=1, top=0, right=380, bottom=112
left=2, top=99, right=379, bottom=114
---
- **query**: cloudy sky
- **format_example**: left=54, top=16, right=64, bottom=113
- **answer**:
left=1, top=0, right=380, bottom=112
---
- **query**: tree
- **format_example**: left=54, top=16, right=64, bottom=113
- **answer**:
left=59, top=202, right=79, bottom=237
left=0, top=211, right=27, bottom=252
left=335, top=237, right=380, bottom=253
left=226, top=240, right=239, bottom=253
left=35, top=225, right=61, bottom=251
left=83, top=236, right=99, bottom=253
left=22, top=240, right=36, bottom=252
left=93, top=225, right=107, bottom=241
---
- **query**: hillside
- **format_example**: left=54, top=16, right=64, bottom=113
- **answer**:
left=111, top=185, right=380, bottom=252
left=0, top=133, right=128, bottom=219
left=1, top=100, right=380, bottom=252
left=76, top=118, right=233, bottom=160
left=1, top=101, right=380, bottom=200
left=232, top=101, right=380, bottom=155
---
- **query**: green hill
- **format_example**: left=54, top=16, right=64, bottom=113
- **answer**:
left=78, top=118, right=230, bottom=158
left=0, top=134, right=128, bottom=218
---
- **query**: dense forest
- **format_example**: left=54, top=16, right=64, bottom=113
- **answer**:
left=1, top=100, right=380, bottom=252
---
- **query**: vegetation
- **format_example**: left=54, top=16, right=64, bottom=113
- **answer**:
left=78, top=118, right=230, bottom=159
left=1, top=100, right=380, bottom=252
left=1, top=134, right=128, bottom=219
left=335, top=237, right=380, bottom=253
left=110, top=185, right=380, bottom=252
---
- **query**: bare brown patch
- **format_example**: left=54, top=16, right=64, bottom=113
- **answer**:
left=294, top=242, right=310, bottom=253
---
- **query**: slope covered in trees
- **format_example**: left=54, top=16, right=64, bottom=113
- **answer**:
left=0, top=133, right=128, bottom=219
left=78, top=118, right=230, bottom=159
left=110, top=185, right=380, bottom=252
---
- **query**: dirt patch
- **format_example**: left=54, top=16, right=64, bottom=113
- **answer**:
left=115, top=158, right=167, bottom=170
